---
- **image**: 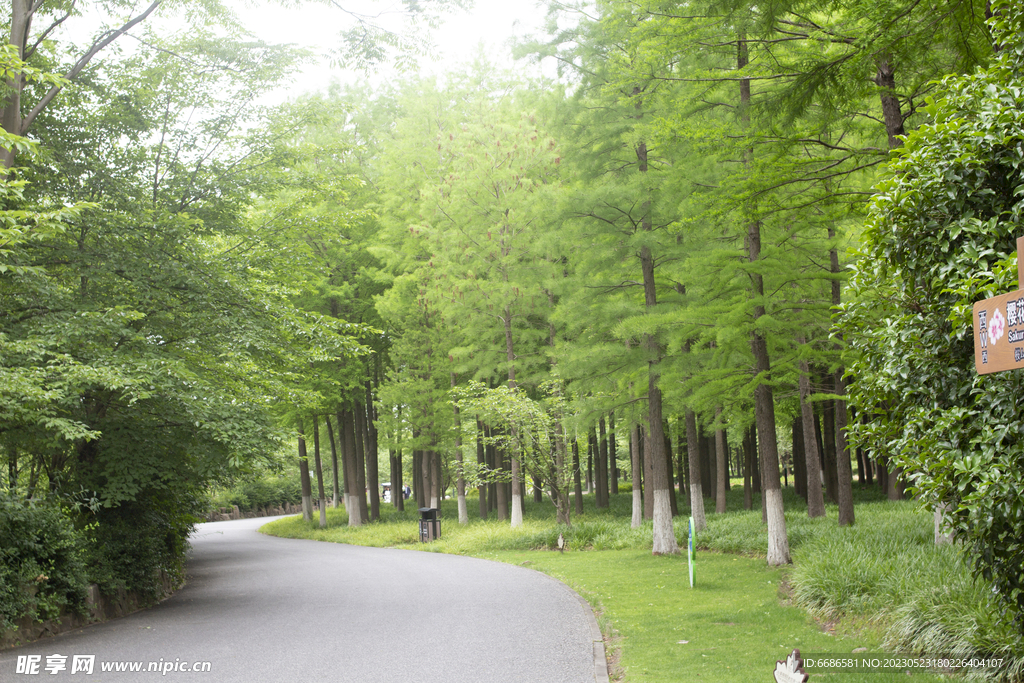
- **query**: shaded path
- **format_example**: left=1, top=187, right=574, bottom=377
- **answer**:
left=1, top=517, right=602, bottom=682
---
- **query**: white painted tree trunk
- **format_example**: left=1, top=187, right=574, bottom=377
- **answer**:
left=934, top=504, right=955, bottom=545
left=511, top=493, right=523, bottom=528
left=764, top=488, right=791, bottom=566
left=651, top=490, right=677, bottom=554
left=686, top=410, right=707, bottom=532
left=458, top=495, right=468, bottom=525
left=348, top=496, right=362, bottom=526
left=631, top=424, right=643, bottom=529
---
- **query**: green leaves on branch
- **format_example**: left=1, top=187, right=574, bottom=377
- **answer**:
left=840, top=0, right=1024, bottom=629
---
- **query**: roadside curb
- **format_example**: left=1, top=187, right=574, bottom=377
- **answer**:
left=572, top=589, right=611, bottom=683
left=519, top=565, right=611, bottom=683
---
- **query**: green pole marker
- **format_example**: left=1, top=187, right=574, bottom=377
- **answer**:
left=688, top=516, right=695, bottom=588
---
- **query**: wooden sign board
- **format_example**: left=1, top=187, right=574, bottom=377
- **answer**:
left=973, top=237, right=1024, bottom=375
left=973, top=289, right=1024, bottom=374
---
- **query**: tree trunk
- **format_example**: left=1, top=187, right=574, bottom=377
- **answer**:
left=495, top=445, right=508, bottom=521
left=312, top=415, right=327, bottom=528
left=676, top=416, right=688, bottom=497
left=749, top=424, right=761, bottom=495
left=609, top=412, right=619, bottom=495
left=642, top=427, right=654, bottom=521
left=887, top=462, right=904, bottom=500
left=544, top=290, right=571, bottom=525
left=934, top=503, right=955, bottom=545
left=410, top=450, right=419, bottom=508
left=829, top=225, right=855, bottom=526
left=298, top=419, right=313, bottom=522
left=475, top=418, right=488, bottom=519
left=686, top=409, right=707, bottom=531
left=502, top=307, right=524, bottom=527
left=326, top=415, right=341, bottom=508
left=365, top=384, right=380, bottom=522
left=430, top=449, right=442, bottom=509
left=343, top=409, right=363, bottom=526
left=634, top=116, right=676, bottom=552
left=715, top=407, right=727, bottom=513
left=337, top=411, right=352, bottom=514
left=799, top=353, right=826, bottom=518
left=452, top=374, right=468, bottom=524
left=597, top=419, right=609, bottom=508
left=833, top=371, right=855, bottom=525
left=589, top=429, right=599, bottom=503
left=630, top=424, right=643, bottom=528
left=792, top=416, right=806, bottom=500
left=737, top=31, right=790, bottom=564
left=509, top=448, right=523, bottom=527
left=422, top=448, right=434, bottom=509
left=390, top=449, right=403, bottom=510
left=353, top=403, right=369, bottom=522
left=1, top=0, right=31, bottom=168
left=706, top=429, right=718, bottom=508
left=572, top=438, right=584, bottom=516
left=750, top=317, right=791, bottom=564
left=664, top=428, right=678, bottom=517
left=742, top=428, right=753, bottom=510
left=6, top=445, right=16, bottom=494
left=552, top=415, right=571, bottom=526
left=699, top=426, right=712, bottom=497
left=861, top=412, right=874, bottom=486
left=647, top=382, right=678, bottom=554
left=391, top=408, right=404, bottom=511
left=822, top=398, right=839, bottom=504
left=874, top=58, right=906, bottom=149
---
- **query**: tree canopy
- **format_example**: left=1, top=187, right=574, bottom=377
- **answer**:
left=5, top=0, right=1024, bottom=639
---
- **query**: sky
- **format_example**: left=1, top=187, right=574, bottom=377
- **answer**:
left=61, top=1, right=559, bottom=105
left=226, top=0, right=556, bottom=102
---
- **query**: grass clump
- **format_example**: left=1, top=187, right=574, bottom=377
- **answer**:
left=788, top=500, right=1024, bottom=682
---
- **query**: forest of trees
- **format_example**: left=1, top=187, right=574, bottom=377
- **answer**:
left=3, top=0, right=1024, bottom=630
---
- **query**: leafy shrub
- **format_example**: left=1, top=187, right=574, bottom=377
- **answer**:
left=208, top=472, right=302, bottom=513
left=85, top=488, right=202, bottom=601
left=839, top=1, right=1024, bottom=629
left=0, top=493, right=88, bottom=631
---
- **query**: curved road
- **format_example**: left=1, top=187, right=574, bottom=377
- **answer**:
left=1, top=517, right=603, bottom=682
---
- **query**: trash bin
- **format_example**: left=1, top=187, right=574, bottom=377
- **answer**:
left=418, top=507, right=440, bottom=542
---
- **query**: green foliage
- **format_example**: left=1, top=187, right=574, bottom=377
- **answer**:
left=790, top=502, right=1024, bottom=681
left=84, top=489, right=203, bottom=601
left=0, top=27, right=368, bottom=612
left=0, top=493, right=88, bottom=631
left=840, top=0, right=1024, bottom=629
left=208, top=472, right=303, bottom=513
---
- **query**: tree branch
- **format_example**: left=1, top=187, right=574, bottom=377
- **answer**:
left=21, top=0, right=164, bottom=135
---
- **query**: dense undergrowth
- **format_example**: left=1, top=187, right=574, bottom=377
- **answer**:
left=262, top=484, right=1024, bottom=681
left=1, top=487, right=203, bottom=634
left=207, top=471, right=302, bottom=514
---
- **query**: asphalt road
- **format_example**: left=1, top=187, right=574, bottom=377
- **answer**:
left=1, top=516, right=602, bottom=682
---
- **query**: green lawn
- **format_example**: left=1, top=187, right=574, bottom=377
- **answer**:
left=480, top=548, right=944, bottom=682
